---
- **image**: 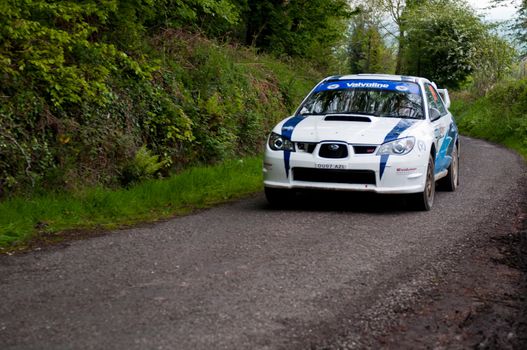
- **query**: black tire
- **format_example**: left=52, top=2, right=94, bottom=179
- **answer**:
left=438, top=144, right=459, bottom=191
left=264, top=187, right=293, bottom=207
left=410, top=154, right=435, bottom=211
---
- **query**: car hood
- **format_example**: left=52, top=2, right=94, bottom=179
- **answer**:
left=278, top=115, right=423, bottom=144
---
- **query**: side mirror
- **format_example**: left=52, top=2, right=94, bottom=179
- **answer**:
left=429, top=108, right=442, bottom=121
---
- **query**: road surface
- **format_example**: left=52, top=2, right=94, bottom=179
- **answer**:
left=0, top=136, right=525, bottom=349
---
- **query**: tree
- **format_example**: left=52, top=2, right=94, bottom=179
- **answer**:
left=362, top=0, right=425, bottom=73
left=471, top=32, right=516, bottom=92
left=347, top=7, right=394, bottom=74
left=104, top=0, right=241, bottom=49
left=243, top=0, right=351, bottom=63
left=493, top=0, right=527, bottom=54
left=401, top=0, right=491, bottom=88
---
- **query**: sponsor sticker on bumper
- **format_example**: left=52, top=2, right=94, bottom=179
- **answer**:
left=396, top=167, right=417, bottom=175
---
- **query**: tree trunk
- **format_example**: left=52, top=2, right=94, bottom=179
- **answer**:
left=395, top=32, right=404, bottom=74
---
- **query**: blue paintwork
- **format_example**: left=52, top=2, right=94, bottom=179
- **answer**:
left=434, top=122, right=458, bottom=173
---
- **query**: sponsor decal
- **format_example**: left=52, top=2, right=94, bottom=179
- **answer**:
left=396, top=167, right=417, bottom=175
left=315, top=80, right=421, bottom=95
left=345, top=82, right=390, bottom=89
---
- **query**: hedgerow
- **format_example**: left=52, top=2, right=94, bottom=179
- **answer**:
left=0, top=2, right=320, bottom=196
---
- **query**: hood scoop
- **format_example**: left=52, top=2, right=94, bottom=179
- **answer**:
left=325, top=115, right=372, bottom=122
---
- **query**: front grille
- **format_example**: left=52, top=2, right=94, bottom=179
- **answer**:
left=319, top=143, right=349, bottom=158
left=293, top=168, right=376, bottom=185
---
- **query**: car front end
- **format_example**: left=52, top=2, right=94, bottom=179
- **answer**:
left=263, top=116, right=431, bottom=194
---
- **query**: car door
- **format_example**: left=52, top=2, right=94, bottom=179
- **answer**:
left=424, top=83, right=454, bottom=174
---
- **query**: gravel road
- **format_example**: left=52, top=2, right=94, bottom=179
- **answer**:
left=0, top=136, right=525, bottom=350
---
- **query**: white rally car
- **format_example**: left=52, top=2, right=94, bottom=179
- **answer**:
left=263, top=74, right=459, bottom=210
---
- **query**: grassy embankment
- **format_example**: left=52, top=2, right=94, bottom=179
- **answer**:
left=0, top=156, right=263, bottom=250
left=451, top=79, right=527, bottom=159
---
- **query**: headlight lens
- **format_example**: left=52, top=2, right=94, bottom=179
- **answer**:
left=268, top=132, right=295, bottom=151
left=377, top=137, right=415, bottom=155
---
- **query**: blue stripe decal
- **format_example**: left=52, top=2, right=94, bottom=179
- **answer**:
left=281, top=116, right=305, bottom=178
left=435, top=122, right=457, bottom=173
left=379, top=119, right=417, bottom=179
left=379, top=154, right=390, bottom=179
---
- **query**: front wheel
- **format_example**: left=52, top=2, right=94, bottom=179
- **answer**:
left=410, top=154, right=435, bottom=211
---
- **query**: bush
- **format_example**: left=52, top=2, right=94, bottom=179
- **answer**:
left=120, top=146, right=166, bottom=186
left=453, top=79, right=527, bottom=158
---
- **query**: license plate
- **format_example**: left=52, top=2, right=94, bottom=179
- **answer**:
left=315, top=163, right=347, bottom=170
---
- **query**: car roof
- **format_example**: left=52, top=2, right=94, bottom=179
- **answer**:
left=323, top=74, right=430, bottom=85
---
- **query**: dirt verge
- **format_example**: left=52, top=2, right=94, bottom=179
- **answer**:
left=371, top=200, right=527, bottom=349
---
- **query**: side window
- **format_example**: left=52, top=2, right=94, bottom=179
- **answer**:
left=425, top=84, right=447, bottom=116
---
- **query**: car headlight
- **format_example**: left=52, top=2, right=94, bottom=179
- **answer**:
left=377, top=137, right=415, bottom=155
left=268, top=132, right=295, bottom=151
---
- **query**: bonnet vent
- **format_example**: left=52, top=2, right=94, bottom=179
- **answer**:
left=325, top=115, right=371, bottom=122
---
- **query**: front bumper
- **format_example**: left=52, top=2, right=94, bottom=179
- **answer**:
left=263, top=146, right=428, bottom=194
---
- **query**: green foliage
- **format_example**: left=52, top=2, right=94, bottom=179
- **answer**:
left=0, top=15, right=319, bottom=196
left=470, top=32, right=516, bottom=93
left=105, top=0, right=241, bottom=50
left=151, top=30, right=319, bottom=164
left=347, top=7, right=394, bottom=74
left=518, top=3, right=527, bottom=53
left=243, top=0, right=351, bottom=64
left=493, top=0, right=527, bottom=53
left=0, top=0, right=340, bottom=198
left=401, top=0, right=487, bottom=88
left=396, top=0, right=516, bottom=89
left=0, top=0, right=153, bottom=193
left=453, top=78, right=527, bottom=159
left=120, top=146, right=167, bottom=186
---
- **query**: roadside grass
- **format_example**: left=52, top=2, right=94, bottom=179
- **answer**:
left=451, top=79, right=527, bottom=160
left=0, top=156, right=263, bottom=250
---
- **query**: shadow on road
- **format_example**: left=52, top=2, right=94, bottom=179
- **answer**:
left=256, top=190, right=418, bottom=214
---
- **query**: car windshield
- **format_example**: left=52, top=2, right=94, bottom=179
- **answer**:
left=299, top=80, right=424, bottom=119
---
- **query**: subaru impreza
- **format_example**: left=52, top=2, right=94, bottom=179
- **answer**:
left=263, top=74, right=459, bottom=210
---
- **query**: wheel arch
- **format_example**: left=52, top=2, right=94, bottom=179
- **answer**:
left=430, top=143, right=437, bottom=160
